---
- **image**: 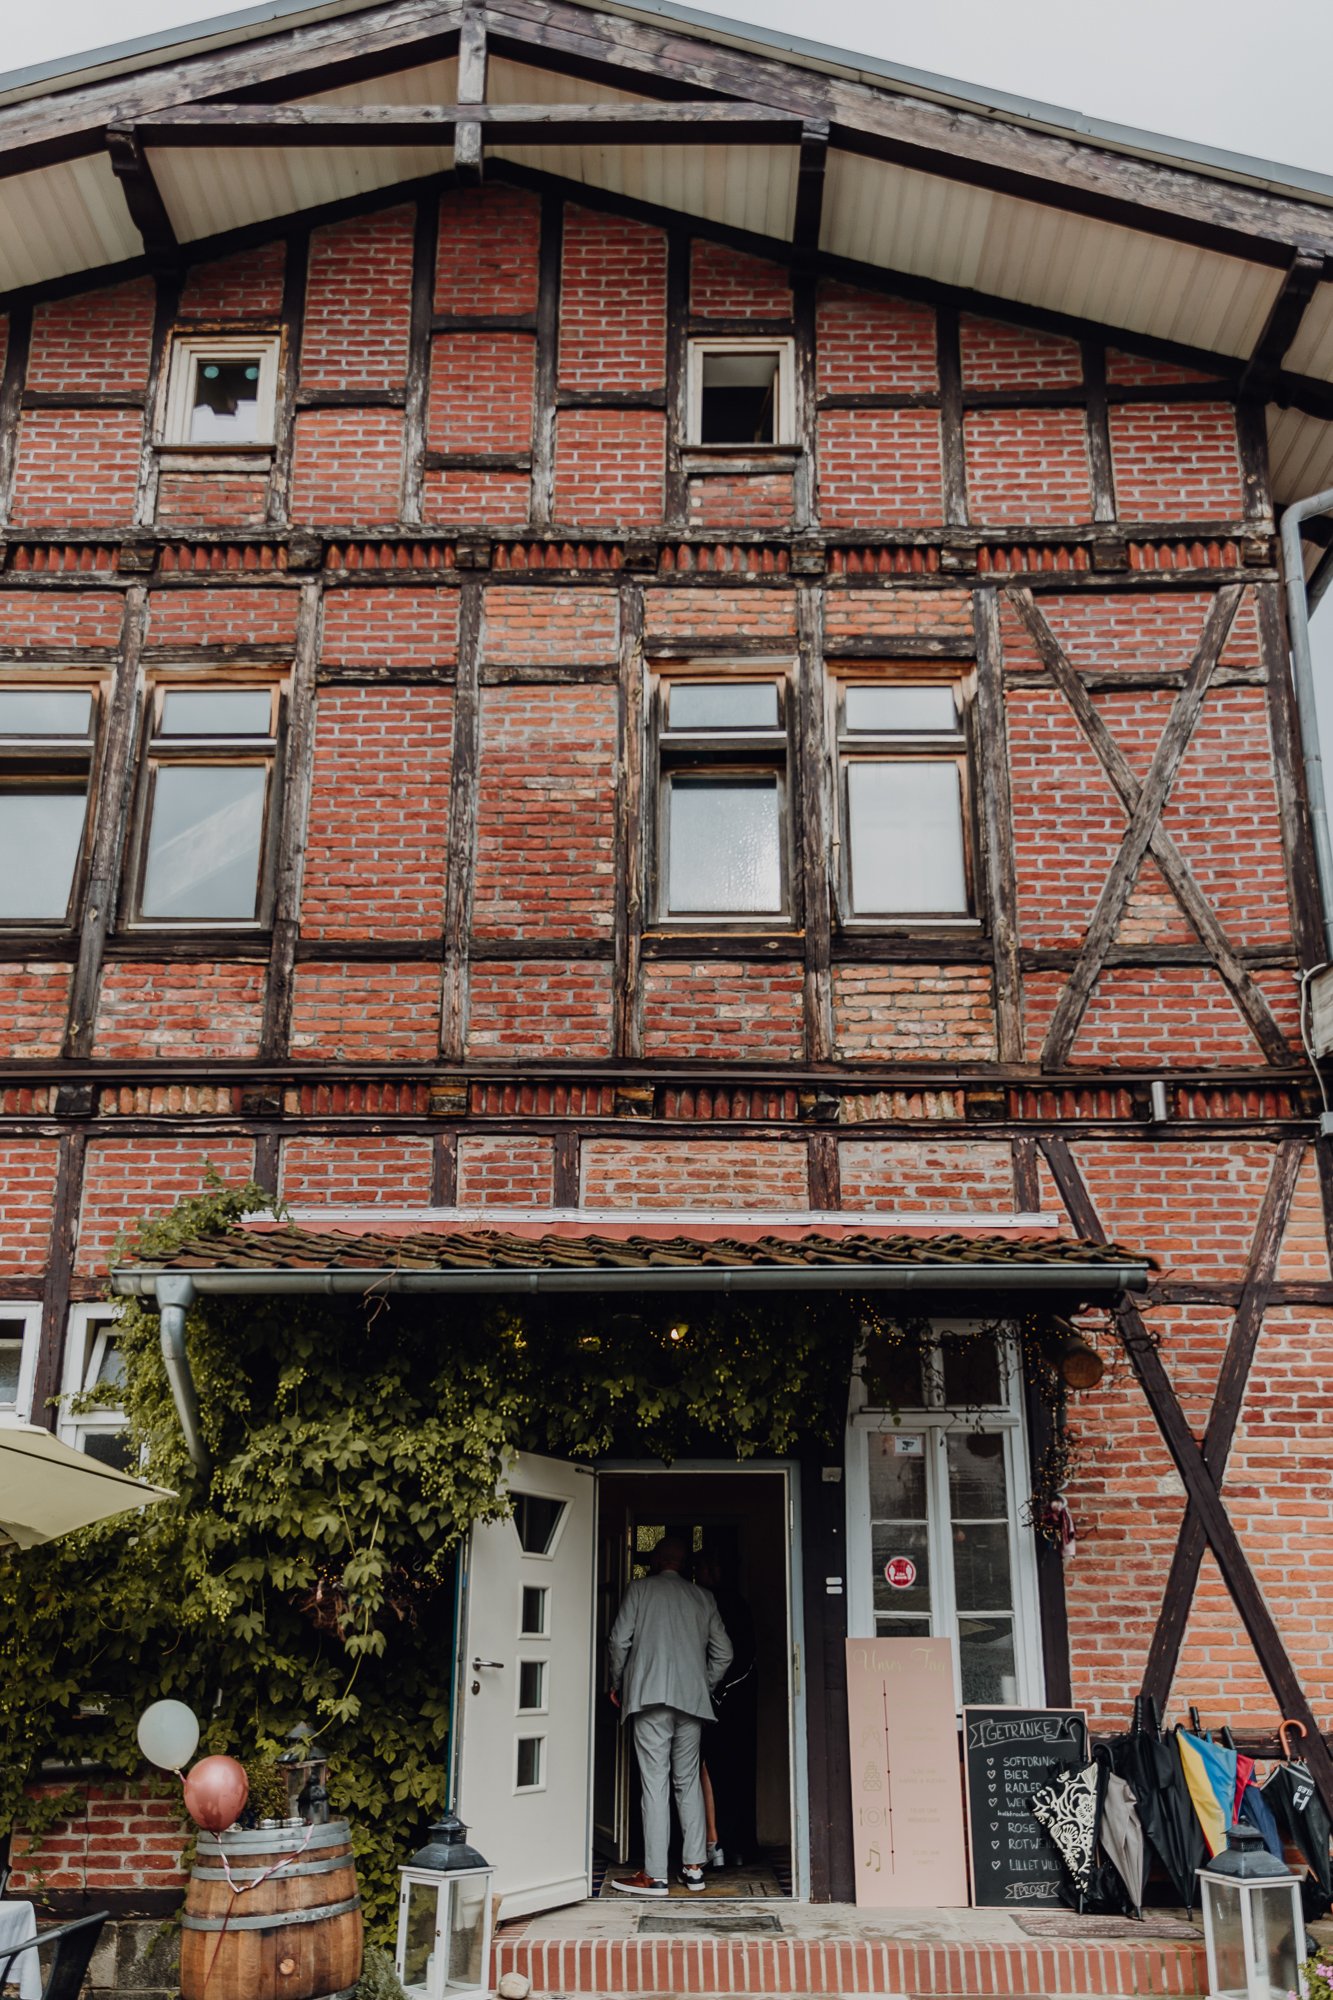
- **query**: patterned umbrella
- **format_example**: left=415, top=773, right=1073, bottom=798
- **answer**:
left=1030, top=1761, right=1102, bottom=1902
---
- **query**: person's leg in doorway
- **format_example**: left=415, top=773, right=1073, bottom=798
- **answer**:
left=668, top=1710, right=707, bottom=1888
left=633, top=1706, right=674, bottom=1885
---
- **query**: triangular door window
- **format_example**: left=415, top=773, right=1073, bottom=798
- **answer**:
left=512, top=1493, right=566, bottom=1555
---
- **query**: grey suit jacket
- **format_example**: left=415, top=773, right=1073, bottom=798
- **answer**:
left=607, top=1569, right=734, bottom=1723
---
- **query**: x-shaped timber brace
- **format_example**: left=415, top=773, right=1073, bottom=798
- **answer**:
left=1041, top=1137, right=1333, bottom=1819
left=1006, top=586, right=1293, bottom=1071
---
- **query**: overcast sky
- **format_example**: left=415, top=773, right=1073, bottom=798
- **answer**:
left=8, top=0, right=1333, bottom=735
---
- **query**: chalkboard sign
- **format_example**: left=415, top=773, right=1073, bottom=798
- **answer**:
left=962, top=1706, right=1087, bottom=1908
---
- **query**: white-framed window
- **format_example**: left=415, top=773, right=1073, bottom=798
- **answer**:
left=0, top=680, right=100, bottom=924
left=0, top=1305, right=42, bottom=1424
left=832, top=671, right=975, bottom=923
left=686, top=338, right=795, bottom=446
left=160, top=332, right=281, bottom=448
left=128, top=679, right=283, bottom=925
left=845, top=1320, right=1045, bottom=1712
left=651, top=665, right=794, bottom=924
left=59, top=1304, right=132, bottom=1468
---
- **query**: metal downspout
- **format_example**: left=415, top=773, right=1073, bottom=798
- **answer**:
left=153, top=1274, right=210, bottom=1474
left=1281, top=485, right=1333, bottom=961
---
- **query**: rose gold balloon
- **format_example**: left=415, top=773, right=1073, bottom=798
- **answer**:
left=182, top=1756, right=249, bottom=1833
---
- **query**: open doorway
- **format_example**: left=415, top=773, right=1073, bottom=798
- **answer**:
left=593, top=1468, right=796, bottom=1899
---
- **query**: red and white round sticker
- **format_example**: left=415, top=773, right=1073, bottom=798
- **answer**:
left=884, top=1556, right=917, bottom=1589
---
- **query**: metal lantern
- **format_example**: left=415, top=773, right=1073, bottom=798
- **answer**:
left=1198, top=1824, right=1306, bottom=2000
left=396, top=1814, right=494, bottom=1998
left=276, top=1721, right=330, bottom=1825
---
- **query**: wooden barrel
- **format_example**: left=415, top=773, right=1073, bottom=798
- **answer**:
left=180, top=1819, right=363, bottom=2000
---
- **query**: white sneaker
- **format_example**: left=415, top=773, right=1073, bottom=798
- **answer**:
left=707, top=1842, right=725, bottom=1869
left=681, top=1864, right=706, bottom=1892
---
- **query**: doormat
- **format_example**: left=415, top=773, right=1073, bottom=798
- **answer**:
left=599, top=1863, right=786, bottom=1900
left=1015, top=1914, right=1201, bottom=1941
left=640, top=1909, right=784, bottom=1934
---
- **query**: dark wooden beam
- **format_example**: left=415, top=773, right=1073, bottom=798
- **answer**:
left=127, top=100, right=808, bottom=147
left=267, top=227, right=309, bottom=530
left=1140, top=1139, right=1302, bottom=1708
left=529, top=191, right=562, bottom=531
left=260, top=579, right=323, bottom=1060
left=402, top=194, right=439, bottom=527
left=1256, top=579, right=1325, bottom=967
left=937, top=306, right=968, bottom=529
left=0, top=300, right=32, bottom=527
left=1241, top=249, right=1326, bottom=392
left=481, top=0, right=1333, bottom=265
left=63, top=587, right=150, bottom=1059
left=612, top=581, right=646, bottom=1060
left=1041, top=1135, right=1333, bottom=1820
left=454, top=2, right=488, bottom=184
left=972, top=588, right=1023, bottom=1063
left=791, top=118, right=829, bottom=260
left=796, top=582, right=833, bottom=1061
left=441, top=580, right=483, bottom=1062
left=1081, top=341, right=1116, bottom=527
left=30, top=1132, right=86, bottom=1433
left=106, top=124, right=178, bottom=260
left=133, top=268, right=181, bottom=530
left=663, top=230, right=690, bottom=534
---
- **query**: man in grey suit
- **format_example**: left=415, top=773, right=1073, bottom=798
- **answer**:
left=607, top=1535, right=733, bottom=1896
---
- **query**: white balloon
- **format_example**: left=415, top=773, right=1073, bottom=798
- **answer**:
left=136, top=1699, right=200, bottom=1772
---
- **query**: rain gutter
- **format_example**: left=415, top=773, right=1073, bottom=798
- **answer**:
left=1280, top=485, right=1333, bottom=961
left=115, top=1260, right=1149, bottom=1471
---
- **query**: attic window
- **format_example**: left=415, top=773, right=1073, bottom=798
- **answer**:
left=161, top=333, right=280, bottom=448
left=687, top=339, right=794, bottom=446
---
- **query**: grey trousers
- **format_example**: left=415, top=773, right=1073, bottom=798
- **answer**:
left=631, top=1704, right=706, bottom=1882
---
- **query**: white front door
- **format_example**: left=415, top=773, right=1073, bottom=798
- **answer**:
left=455, top=1453, right=595, bottom=1919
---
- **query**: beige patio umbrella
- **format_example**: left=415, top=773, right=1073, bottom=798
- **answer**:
left=0, top=1423, right=175, bottom=1548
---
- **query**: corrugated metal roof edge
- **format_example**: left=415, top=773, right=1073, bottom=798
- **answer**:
left=1, top=0, right=1330, bottom=212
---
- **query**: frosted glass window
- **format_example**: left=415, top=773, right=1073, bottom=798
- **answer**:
left=0, top=690, right=93, bottom=736
left=668, top=683, right=778, bottom=731
left=141, top=764, right=267, bottom=919
left=189, top=357, right=262, bottom=442
left=846, top=761, right=967, bottom=914
left=667, top=776, right=782, bottom=913
left=159, top=689, right=273, bottom=736
left=0, top=788, right=87, bottom=919
left=844, top=685, right=957, bottom=734
left=0, top=1335, right=23, bottom=1407
left=515, top=1737, right=544, bottom=1790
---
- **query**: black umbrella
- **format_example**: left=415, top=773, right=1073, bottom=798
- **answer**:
left=1108, top=1694, right=1206, bottom=1909
left=1262, top=1721, right=1332, bottom=1921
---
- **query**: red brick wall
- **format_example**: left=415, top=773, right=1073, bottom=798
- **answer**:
left=291, top=408, right=404, bottom=522
left=559, top=208, right=665, bottom=392
left=467, top=962, right=613, bottom=1059
left=289, top=964, right=442, bottom=1062
left=6, top=964, right=72, bottom=1060
left=300, top=687, right=453, bottom=941
left=457, top=1134, right=554, bottom=1205
left=179, top=241, right=285, bottom=317
left=435, top=186, right=540, bottom=314
left=321, top=586, right=459, bottom=668
left=281, top=1134, right=434, bottom=1206
left=831, top=967, right=998, bottom=1061
left=838, top=1139, right=1016, bottom=1212
left=692, top=242, right=792, bottom=319
left=553, top=408, right=664, bottom=524
left=482, top=586, right=617, bottom=664
left=817, top=285, right=936, bottom=394
left=964, top=408, right=1091, bottom=522
left=1108, top=402, right=1243, bottom=518
left=428, top=332, right=534, bottom=451
left=301, top=209, right=414, bottom=391
left=77, top=1140, right=256, bottom=1275
left=471, top=685, right=618, bottom=939
left=581, top=1139, right=809, bottom=1208
left=146, top=586, right=298, bottom=648
left=642, top=963, right=804, bottom=1060
left=92, top=964, right=266, bottom=1060
left=0, top=1142, right=61, bottom=1274
left=959, top=315, right=1083, bottom=389
left=7, top=1782, right=188, bottom=1898
left=27, top=280, right=155, bottom=395
left=10, top=410, right=141, bottom=527
left=818, top=408, right=943, bottom=527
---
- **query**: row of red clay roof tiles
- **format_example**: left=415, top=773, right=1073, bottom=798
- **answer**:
left=117, top=1228, right=1148, bottom=1273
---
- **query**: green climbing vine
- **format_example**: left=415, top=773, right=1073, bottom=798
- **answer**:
left=0, top=1173, right=1084, bottom=1931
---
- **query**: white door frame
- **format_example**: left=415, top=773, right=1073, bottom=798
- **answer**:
left=591, top=1459, right=810, bottom=1901
left=843, top=1326, right=1045, bottom=1711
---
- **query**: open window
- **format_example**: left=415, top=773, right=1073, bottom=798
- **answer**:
left=652, top=668, right=792, bottom=924
left=59, top=1305, right=131, bottom=1468
left=686, top=339, right=795, bottom=446
left=0, top=1305, right=41, bottom=1425
left=846, top=1322, right=1044, bottom=1710
left=0, top=681, right=98, bottom=924
left=833, top=672, right=974, bottom=923
left=128, top=680, right=282, bottom=926
left=161, top=333, right=281, bottom=448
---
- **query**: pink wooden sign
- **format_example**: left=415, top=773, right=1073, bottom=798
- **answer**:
left=844, top=1637, right=969, bottom=1907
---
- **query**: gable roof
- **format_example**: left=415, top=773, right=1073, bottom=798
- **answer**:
left=2, top=0, right=1331, bottom=561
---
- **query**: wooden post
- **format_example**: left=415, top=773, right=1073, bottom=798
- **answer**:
left=402, top=194, right=442, bottom=527
left=268, top=228, right=309, bottom=530
left=30, top=1132, right=86, bottom=1435
left=796, top=582, right=833, bottom=1061
left=972, top=587, right=1024, bottom=1062
left=530, top=194, right=562, bottom=529
left=441, top=580, right=484, bottom=1061
left=260, top=579, right=323, bottom=1059
left=0, top=301, right=31, bottom=526
left=613, top=582, right=646, bottom=1059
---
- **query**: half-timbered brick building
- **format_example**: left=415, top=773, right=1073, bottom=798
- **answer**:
left=3, top=0, right=1333, bottom=1980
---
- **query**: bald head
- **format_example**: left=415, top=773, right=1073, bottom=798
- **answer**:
left=652, top=1535, right=688, bottom=1574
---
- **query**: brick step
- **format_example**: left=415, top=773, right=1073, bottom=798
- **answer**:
left=493, top=1934, right=1209, bottom=1997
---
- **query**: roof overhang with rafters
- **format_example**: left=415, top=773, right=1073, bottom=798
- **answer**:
left=2, top=0, right=1333, bottom=577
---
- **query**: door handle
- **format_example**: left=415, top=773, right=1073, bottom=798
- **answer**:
left=471, top=1658, right=505, bottom=1670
